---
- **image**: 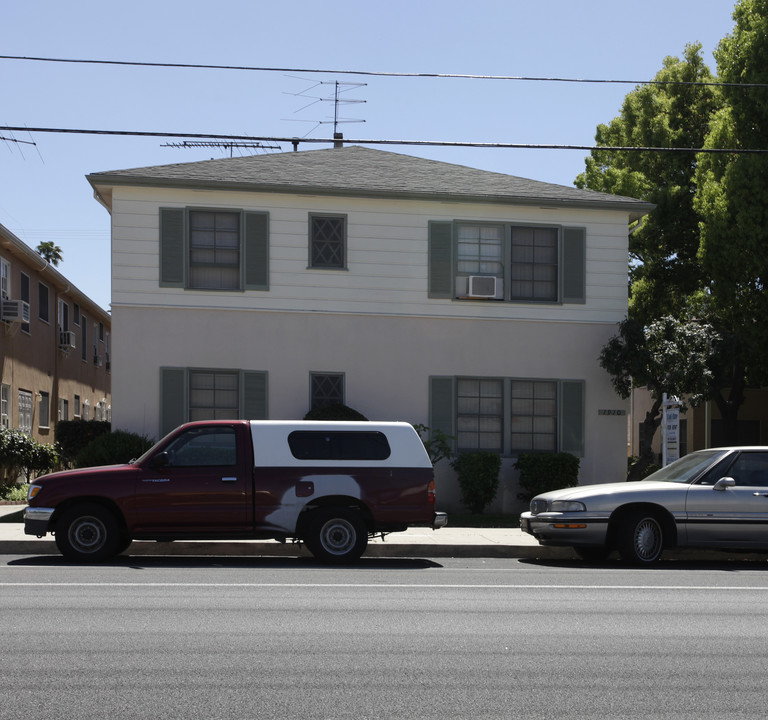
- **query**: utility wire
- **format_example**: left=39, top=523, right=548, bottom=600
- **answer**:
left=1, top=125, right=766, bottom=154
left=2, top=54, right=767, bottom=89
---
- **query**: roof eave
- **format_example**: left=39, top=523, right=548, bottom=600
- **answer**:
left=86, top=174, right=655, bottom=219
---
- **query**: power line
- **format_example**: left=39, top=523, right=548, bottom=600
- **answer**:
left=2, top=54, right=767, bottom=89
left=1, top=125, right=766, bottom=154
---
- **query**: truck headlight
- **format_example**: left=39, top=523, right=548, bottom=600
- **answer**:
left=550, top=500, right=586, bottom=512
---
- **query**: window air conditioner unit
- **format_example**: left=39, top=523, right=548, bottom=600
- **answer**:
left=467, top=275, right=499, bottom=298
left=1, top=299, right=31, bottom=324
left=59, top=330, right=76, bottom=349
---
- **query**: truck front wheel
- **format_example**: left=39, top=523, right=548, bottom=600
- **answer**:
left=55, top=503, right=121, bottom=562
left=305, top=508, right=368, bottom=564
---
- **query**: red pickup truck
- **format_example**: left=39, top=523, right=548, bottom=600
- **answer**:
left=24, top=420, right=447, bottom=563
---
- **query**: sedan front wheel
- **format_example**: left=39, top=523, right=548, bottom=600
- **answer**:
left=618, top=510, right=664, bottom=565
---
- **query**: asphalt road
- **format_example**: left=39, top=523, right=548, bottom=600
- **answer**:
left=3, top=554, right=768, bottom=719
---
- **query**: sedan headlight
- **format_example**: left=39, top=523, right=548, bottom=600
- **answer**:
left=549, top=500, right=586, bottom=512
left=27, top=484, right=41, bottom=501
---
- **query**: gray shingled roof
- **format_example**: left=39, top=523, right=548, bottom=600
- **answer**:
left=87, top=145, right=653, bottom=216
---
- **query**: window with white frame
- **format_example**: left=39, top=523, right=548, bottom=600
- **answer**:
left=189, top=370, right=240, bottom=421
left=57, top=298, right=69, bottom=332
left=74, top=394, right=81, bottom=418
left=456, top=378, right=504, bottom=452
left=0, top=257, right=9, bottom=299
left=189, top=211, right=241, bottom=290
left=1, top=384, right=9, bottom=428
left=18, top=390, right=32, bottom=434
left=39, top=391, right=50, bottom=429
left=429, top=376, right=584, bottom=457
left=20, top=273, right=30, bottom=333
left=428, top=222, right=586, bottom=304
left=58, top=398, right=69, bottom=422
left=510, top=380, right=557, bottom=452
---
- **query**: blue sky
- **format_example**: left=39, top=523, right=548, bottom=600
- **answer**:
left=1, top=0, right=738, bottom=311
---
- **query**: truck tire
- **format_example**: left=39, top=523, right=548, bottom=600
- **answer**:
left=54, top=503, right=121, bottom=562
left=305, top=508, right=368, bottom=564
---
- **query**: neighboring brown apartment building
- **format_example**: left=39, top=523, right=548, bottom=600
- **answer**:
left=1, top=222, right=111, bottom=444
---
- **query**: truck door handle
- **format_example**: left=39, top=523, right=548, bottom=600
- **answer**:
left=221, top=477, right=238, bottom=483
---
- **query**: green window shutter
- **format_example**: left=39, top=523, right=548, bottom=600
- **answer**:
left=429, top=376, right=455, bottom=451
left=241, top=372, right=268, bottom=419
left=159, top=208, right=185, bottom=287
left=428, top=221, right=453, bottom=298
left=244, top=212, right=269, bottom=290
left=559, top=380, right=585, bottom=456
left=160, top=367, right=187, bottom=437
left=562, top=227, right=586, bottom=304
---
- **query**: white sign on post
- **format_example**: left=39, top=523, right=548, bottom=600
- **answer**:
left=665, top=405, right=680, bottom=465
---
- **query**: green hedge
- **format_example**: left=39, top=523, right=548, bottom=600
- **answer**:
left=451, top=451, right=502, bottom=514
left=515, top=452, right=580, bottom=503
left=0, top=427, right=58, bottom=486
left=55, top=420, right=111, bottom=466
left=303, top=404, right=368, bottom=421
left=74, top=430, right=154, bottom=468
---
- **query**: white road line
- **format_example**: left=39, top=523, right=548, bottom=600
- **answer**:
left=2, top=582, right=768, bottom=590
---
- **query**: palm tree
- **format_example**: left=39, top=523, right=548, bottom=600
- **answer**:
left=36, top=241, right=63, bottom=266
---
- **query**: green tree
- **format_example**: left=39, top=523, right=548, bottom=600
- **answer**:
left=576, top=43, right=721, bottom=324
left=693, top=0, right=768, bottom=444
left=600, top=316, right=719, bottom=479
left=36, top=241, right=63, bottom=266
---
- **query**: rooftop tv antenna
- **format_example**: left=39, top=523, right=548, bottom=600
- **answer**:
left=283, top=78, right=366, bottom=146
left=160, top=140, right=281, bottom=157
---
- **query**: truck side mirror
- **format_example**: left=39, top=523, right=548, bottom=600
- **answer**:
left=152, top=451, right=170, bottom=468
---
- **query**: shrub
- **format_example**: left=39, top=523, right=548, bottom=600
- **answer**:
left=74, top=430, right=154, bottom=468
left=55, top=420, right=111, bottom=466
left=412, top=424, right=454, bottom=466
left=0, top=427, right=59, bottom=486
left=450, top=451, right=502, bottom=514
left=515, top=453, right=580, bottom=503
left=303, top=403, right=368, bottom=421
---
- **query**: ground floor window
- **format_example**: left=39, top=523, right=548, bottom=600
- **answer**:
left=189, top=371, right=239, bottom=421
left=310, top=372, right=345, bottom=411
left=1, top=384, right=9, bottom=428
left=430, top=376, right=584, bottom=457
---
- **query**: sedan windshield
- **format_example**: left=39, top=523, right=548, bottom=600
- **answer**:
left=642, top=449, right=730, bottom=484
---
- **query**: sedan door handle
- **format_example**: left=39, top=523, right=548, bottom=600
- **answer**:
left=221, top=477, right=238, bottom=483
left=752, top=492, right=768, bottom=497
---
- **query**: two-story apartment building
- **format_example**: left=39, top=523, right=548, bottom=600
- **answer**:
left=87, top=146, right=652, bottom=512
left=1, top=223, right=112, bottom=442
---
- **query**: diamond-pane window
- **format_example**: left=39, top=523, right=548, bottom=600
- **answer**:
left=310, top=216, right=345, bottom=269
left=311, top=373, right=344, bottom=410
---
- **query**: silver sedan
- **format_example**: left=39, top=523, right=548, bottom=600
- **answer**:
left=520, top=447, right=768, bottom=564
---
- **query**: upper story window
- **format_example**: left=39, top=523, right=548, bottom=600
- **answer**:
left=189, top=211, right=240, bottom=290
left=57, top=298, right=69, bottom=332
left=428, top=221, right=585, bottom=305
left=0, top=257, right=9, bottom=299
left=38, top=283, right=50, bottom=323
left=160, top=207, right=269, bottom=292
left=20, top=273, right=30, bottom=333
left=309, top=214, right=346, bottom=269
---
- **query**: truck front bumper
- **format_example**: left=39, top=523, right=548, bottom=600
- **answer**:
left=24, top=507, right=55, bottom=537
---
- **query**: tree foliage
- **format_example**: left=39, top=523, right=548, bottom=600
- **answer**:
left=35, top=241, right=63, bottom=266
left=693, top=0, right=768, bottom=440
left=600, top=316, right=719, bottom=479
left=576, top=43, right=721, bottom=324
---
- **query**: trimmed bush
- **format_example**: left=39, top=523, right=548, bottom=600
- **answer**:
left=451, top=451, right=502, bottom=514
left=515, top=452, right=580, bottom=503
left=74, top=430, right=154, bottom=468
left=303, top=403, right=368, bottom=421
left=55, top=420, right=111, bottom=466
left=0, top=427, right=58, bottom=486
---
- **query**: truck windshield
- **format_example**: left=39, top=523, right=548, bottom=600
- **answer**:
left=642, top=449, right=729, bottom=484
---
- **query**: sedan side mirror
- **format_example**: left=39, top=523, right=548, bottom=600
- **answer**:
left=713, top=476, right=736, bottom=491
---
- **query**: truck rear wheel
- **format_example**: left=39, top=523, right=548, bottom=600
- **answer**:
left=305, top=508, right=368, bottom=564
left=54, top=503, right=121, bottom=562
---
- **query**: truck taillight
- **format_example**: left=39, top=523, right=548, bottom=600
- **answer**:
left=428, top=479, right=436, bottom=504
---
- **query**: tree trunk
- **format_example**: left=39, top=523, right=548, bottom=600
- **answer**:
left=628, top=396, right=663, bottom=481
left=710, top=368, right=746, bottom=446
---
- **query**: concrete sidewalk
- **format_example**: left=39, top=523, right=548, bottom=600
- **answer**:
left=4, top=503, right=768, bottom=562
left=0, top=503, right=570, bottom=560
